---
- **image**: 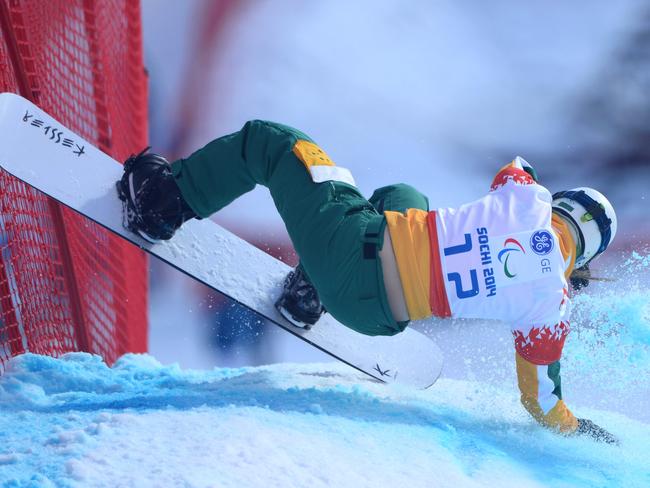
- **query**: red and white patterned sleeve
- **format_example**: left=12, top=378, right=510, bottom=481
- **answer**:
left=490, top=156, right=539, bottom=192
left=512, top=286, right=577, bottom=432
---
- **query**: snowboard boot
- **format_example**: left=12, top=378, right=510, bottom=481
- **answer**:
left=116, top=147, right=197, bottom=243
left=275, top=266, right=325, bottom=329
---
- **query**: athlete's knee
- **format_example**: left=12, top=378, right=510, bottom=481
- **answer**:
left=369, top=183, right=429, bottom=213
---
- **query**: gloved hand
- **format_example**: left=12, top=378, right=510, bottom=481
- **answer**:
left=575, top=418, right=619, bottom=445
left=569, top=264, right=591, bottom=291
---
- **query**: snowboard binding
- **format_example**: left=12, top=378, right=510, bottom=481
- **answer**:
left=275, top=267, right=325, bottom=329
left=116, top=147, right=197, bottom=243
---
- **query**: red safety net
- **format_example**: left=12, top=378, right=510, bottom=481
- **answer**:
left=0, top=0, right=148, bottom=373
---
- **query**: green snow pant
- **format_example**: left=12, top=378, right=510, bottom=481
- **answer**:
left=171, top=120, right=429, bottom=336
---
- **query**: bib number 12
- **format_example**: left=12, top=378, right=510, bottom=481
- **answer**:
left=444, top=233, right=479, bottom=299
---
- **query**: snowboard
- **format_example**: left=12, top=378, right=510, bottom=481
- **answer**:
left=0, top=92, right=444, bottom=388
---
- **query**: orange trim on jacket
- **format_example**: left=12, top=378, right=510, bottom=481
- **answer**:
left=383, top=209, right=450, bottom=320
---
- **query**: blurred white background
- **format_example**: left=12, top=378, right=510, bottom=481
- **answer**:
left=140, top=0, right=650, bottom=383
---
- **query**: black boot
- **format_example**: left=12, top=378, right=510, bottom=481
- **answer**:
left=275, top=266, right=325, bottom=329
left=116, top=148, right=197, bottom=242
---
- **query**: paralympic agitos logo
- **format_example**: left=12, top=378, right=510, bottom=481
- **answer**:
left=497, top=238, right=525, bottom=278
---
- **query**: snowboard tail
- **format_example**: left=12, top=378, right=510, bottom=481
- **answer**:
left=0, top=92, right=443, bottom=388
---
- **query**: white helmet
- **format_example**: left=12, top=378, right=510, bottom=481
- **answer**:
left=552, top=188, right=617, bottom=268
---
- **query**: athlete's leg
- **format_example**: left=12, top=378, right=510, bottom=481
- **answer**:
left=172, top=120, right=403, bottom=336
left=279, top=184, right=430, bottom=328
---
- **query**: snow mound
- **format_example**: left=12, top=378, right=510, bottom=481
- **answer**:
left=0, top=353, right=648, bottom=487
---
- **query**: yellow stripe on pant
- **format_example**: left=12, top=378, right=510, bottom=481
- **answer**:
left=292, top=140, right=356, bottom=186
left=293, top=140, right=336, bottom=169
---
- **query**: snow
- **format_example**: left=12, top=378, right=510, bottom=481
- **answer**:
left=2, top=252, right=649, bottom=485
left=0, top=352, right=648, bottom=487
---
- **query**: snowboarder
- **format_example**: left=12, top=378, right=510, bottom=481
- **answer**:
left=117, top=120, right=618, bottom=444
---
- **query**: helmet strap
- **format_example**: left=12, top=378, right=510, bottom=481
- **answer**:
left=552, top=208, right=585, bottom=260
left=579, top=196, right=612, bottom=253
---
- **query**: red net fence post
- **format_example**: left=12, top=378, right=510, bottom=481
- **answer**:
left=0, top=0, right=149, bottom=373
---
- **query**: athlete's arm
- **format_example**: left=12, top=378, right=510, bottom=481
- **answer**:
left=494, top=158, right=575, bottom=430
left=490, top=157, right=617, bottom=441
left=514, top=350, right=578, bottom=433
left=515, top=349, right=619, bottom=443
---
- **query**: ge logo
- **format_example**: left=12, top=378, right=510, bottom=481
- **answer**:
left=530, top=230, right=554, bottom=256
